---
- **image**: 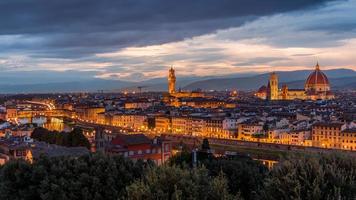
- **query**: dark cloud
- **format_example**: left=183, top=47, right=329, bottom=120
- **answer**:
left=0, top=0, right=334, bottom=58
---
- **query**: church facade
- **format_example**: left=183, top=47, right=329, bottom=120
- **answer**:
left=255, top=63, right=334, bottom=101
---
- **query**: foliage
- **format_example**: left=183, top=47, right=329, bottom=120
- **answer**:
left=263, top=123, right=269, bottom=132
left=126, top=165, right=239, bottom=200
left=201, top=138, right=210, bottom=150
left=169, top=150, right=268, bottom=200
left=32, top=127, right=91, bottom=149
left=258, top=153, right=356, bottom=200
left=203, top=157, right=268, bottom=200
left=0, top=154, right=147, bottom=200
left=0, top=151, right=355, bottom=200
left=168, top=150, right=192, bottom=167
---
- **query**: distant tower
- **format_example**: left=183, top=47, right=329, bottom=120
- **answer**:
left=168, top=67, right=176, bottom=94
left=267, top=72, right=279, bottom=100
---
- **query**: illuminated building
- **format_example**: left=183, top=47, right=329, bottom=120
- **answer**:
left=168, top=67, right=176, bottom=94
left=256, top=63, right=334, bottom=100
left=170, top=97, right=233, bottom=108
left=125, top=100, right=153, bottom=109
left=171, top=116, right=189, bottom=134
left=165, top=67, right=235, bottom=108
left=312, top=122, right=356, bottom=150
left=75, top=106, right=105, bottom=122
left=112, top=114, right=147, bottom=130
left=267, top=72, right=279, bottom=100
left=289, top=129, right=311, bottom=146
left=204, top=118, right=233, bottom=138
left=155, top=116, right=171, bottom=133
left=163, top=116, right=235, bottom=138
left=304, top=62, right=334, bottom=100
left=238, top=123, right=263, bottom=140
left=165, top=67, right=205, bottom=100
left=106, top=134, right=172, bottom=165
left=255, top=86, right=267, bottom=100
left=341, top=129, right=356, bottom=151
left=5, top=107, right=17, bottom=121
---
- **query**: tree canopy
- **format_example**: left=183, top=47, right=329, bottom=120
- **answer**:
left=126, top=165, right=239, bottom=200
left=0, top=151, right=354, bottom=200
left=32, top=127, right=91, bottom=149
left=0, top=154, right=147, bottom=200
left=259, top=153, right=356, bottom=200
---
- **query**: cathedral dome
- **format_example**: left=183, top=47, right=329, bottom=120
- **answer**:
left=257, top=85, right=267, bottom=93
left=305, top=63, right=330, bottom=92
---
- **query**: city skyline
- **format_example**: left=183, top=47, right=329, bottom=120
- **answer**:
left=0, top=0, right=355, bottom=82
left=0, top=1, right=355, bottom=199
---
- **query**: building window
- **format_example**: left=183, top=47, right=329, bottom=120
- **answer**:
left=129, top=151, right=134, bottom=156
left=146, top=149, right=151, bottom=154
left=138, top=150, right=142, bottom=155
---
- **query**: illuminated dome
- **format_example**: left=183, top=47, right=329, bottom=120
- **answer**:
left=257, top=85, right=267, bottom=93
left=305, top=62, right=330, bottom=92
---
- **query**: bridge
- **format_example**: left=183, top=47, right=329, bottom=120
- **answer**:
left=24, top=100, right=56, bottom=110
left=16, top=109, right=73, bottom=119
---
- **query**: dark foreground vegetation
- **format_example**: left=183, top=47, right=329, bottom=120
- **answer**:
left=0, top=152, right=354, bottom=200
left=32, top=127, right=91, bottom=149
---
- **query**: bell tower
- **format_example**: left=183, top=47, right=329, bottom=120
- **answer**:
left=268, top=72, right=279, bottom=100
left=168, top=67, right=176, bottom=94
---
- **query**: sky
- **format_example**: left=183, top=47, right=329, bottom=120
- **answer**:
left=0, top=0, right=355, bottom=82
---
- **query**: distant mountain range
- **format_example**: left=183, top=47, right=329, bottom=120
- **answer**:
left=183, top=69, right=356, bottom=91
left=0, top=69, right=354, bottom=93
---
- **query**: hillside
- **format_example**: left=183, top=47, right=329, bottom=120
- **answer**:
left=183, top=69, right=356, bottom=91
left=0, top=68, right=354, bottom=93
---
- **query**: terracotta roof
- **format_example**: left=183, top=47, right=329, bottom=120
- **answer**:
left=342, top=129, right=356, bottom=133
left=112, top=134, right=151, bottom=146
left=305, top=63, right=330, bottom=86
left=257, top=85, right=267, bottom=93
left=312, top=122, right=344, bottom=128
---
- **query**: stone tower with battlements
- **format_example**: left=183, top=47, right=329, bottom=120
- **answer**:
left=168, top=67, right=176, bottom=94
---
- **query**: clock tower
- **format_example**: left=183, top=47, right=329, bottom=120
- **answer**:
left=168, top=67, right=176, bottom=94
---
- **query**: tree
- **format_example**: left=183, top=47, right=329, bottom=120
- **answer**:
left=31, top=127, right=91, bottom=149
left=201, top=138, right=210, bottom=151
left=126, top=165, right=239, bottom=200
left=0, top=154, right=148, bottom=200
left=258, top=153, right=356, bottom=200
left=263, top=123, right=269, bottom=132
left=0, top=159, right=44, bottom=200
left=1, top=152, right=354, bottom=200
left=208, top=172, right=240, bottom=200
left=68, top=128, right=91, bottom=149
left=31, top=127, right=49, bottom=141
left=169, top=151, right=268, bottom=200
left=203, top=157, right=268, bottom=200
